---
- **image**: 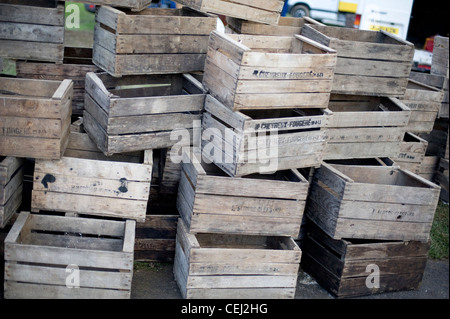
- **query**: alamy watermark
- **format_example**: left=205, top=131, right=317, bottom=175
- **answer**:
left=365, top=264, right=380, bottom=289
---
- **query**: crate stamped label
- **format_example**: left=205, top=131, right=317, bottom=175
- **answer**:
left=251, top=69, right=326, bottom=80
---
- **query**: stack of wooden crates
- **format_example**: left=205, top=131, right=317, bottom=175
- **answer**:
left=0, top=0, right=448, bottom=300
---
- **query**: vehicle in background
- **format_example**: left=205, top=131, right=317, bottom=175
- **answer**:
left=285, top=0, right=413, bottom=40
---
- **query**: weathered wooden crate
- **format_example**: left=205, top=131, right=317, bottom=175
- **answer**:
left=83, top=72, right=205, bottom=156
left=159, top=148, right=183, bottom=194
left=203, top=31, right=337, bottom=111
left=4, top=211, right=135, bottom=299
left=226, top=16, right=323, bottom=36
left=134, top=214, right=178, bottom=262
left=202, top=95, right=329, bottom=177
left=306, top=162, right=441, bottom=242
left=399, top=79, right=443, bottom=133
left=0, top=157, right=23, bottom=228
left=323, top=95, right=411, bottom=160
left=177, top=152, right=309, bottom=238
left=31, top=129, right=153, bottom=222
left=418, top=156, right=440, bottom=181
left=16, top=47, right=101, bottom=116
left=410, top=71, right=449, bottom=119
left=0, top=77, right=73, bottom=159
left=93, top=6, right=217, bottom=77
left=173, top=218, right=301, bottom=299
left=301, top=220, right=430, bottom=298
left=434, top=158, right=449, bottom=202
left=431, top=36, right=449, bottom=78
left=176, top=0, right=284, bottom=25
left=0, top=1, right=64, bottom=63
left=391, top=132, right=428, bottom=174
left=301, top=24, right=414, bottom=97
left=61, top=0, right=152, bottom=11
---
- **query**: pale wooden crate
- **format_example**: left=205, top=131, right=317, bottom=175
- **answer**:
left=83, top=72, right=205, bottom=156
left=176, top=0, right=284, bottom=25
left=93, top=6, right=217, bottom=77
left=4, top=211, right=135, bottom=299
left=16, top=47, right=101, bottom=117
left=431, top=36, right=449, bottom=78
left=31, top=129, right=153, bottom=222
left=0, top=77, right=73, bottom=159
left=301, top=24, right=414, bottom=97
left=173, top=218, right=301, bottom=299
left=0, top=157, right=23, bottom=228
left=177, top=152, right=309, bottom=238
left=202, top=95, right=330, bottom=177
left=434, top=158, right=449, bottom=202
left=60, top=0, right=152, bottom=11
left=0, top=2, right=64, bottom=63
left=391, top=132, right=428, bottom=174
left=134, top=214, right=178, bottom=262
left=399, top=79, right=443, bottom=133
left=203, top=31, right=337, bottom=111
left=301, top=220, right=430, bottom=298
left=226, top=16, right=323, bottom=36
left=306, top=161, right=441, bottom=242
left=323, top=95, right=411, bottom=160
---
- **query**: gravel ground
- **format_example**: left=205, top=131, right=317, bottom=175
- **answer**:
left=130, top=259, right=449, bottom=300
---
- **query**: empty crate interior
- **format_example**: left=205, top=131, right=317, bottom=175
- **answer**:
left=16, top=214, right=126, bottom=252
left=309, top=25, right=406, bottom=45
left=123, top=7, right=208, bottom=17
left=195, top=232, right=293, bottom=251
left=227, top=34, right=328, bottom=54
left=0, top=77, right=60, bottom=98
left=329, top=163, right=435, bottom=189
left=328, top=95, right=404, bottom=112
left=97, top=73, right=202, bottom=99
left=198, top=158, right=306, bottom=183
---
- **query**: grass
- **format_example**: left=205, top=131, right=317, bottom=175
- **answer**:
left=429, top=200, right=449, bottom=260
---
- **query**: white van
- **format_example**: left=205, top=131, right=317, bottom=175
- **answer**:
left=286, top=0, right=414, bottom=40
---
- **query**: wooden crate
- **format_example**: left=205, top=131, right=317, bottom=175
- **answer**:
left=159, top=148, right=183, bottom=194
left=203, top=31, right=337, bottom=111
left=301, top=220, right=430, bottom=298
left=306, top=162, right=441, bottom=242
left=16, top=47, right=101, bottom=117
left=134, top=214, right=178, bottom=262
left=176, top=0, right=284, bottom=25
left=0, top=157, right=23, bottom=228
left=323, top=95, right=411, bottom=160
left=226, top=16, right=323, bottom=36
left=0, top=77, right=73, bottom=159
left=434, top=158, right=449, bottom=202
left=31, top=129, right=153, bottom=222
left=409, top=71, right=449, bottom=119
left=399, top=79, right=443, bottom=133
left=0, top=2, right=64, bottom=63
left=301, top=24, right=414, bottom=97
left=61, top=0, right=152, bottom=11
left=418, top=156, right=440, bottom=181
left=431, top=36, right=449, bottom=78
left=391, top=132, right=428, bottom=174
left=177, top=152, right=309, bottom=238
left=4, top=211, right=135, bottom=299
left=173, top=218, right=301, bottom=299
left=83, top=72, right=205, bottom=156
left=93, top=6, right=217, bottom=77
left=202, top=95, right=330, bottom=177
